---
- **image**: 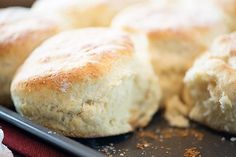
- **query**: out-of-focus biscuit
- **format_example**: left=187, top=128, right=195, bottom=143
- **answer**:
left=0, top=7, right=58, bottom=106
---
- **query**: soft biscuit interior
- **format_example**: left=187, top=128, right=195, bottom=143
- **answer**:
left=184, top=34, right=236, bottom=132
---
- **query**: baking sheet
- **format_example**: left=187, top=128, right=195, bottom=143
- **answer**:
left=81, top=112, right=236, bottom=157
left=1, top=1, right=236, bottom=157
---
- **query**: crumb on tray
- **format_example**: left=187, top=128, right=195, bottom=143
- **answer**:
left=184, top=147, right=201, bottom=157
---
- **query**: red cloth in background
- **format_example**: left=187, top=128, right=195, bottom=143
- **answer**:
left=0, top=121, right=67, bottom=157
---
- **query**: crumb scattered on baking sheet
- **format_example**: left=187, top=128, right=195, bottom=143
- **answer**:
left=135, top=128, right=204, bottom=156
left=189, top=130, right=204, bottom=141
left=221, top=137, right=226, bottom=141
left=47, top=131, right=57, bottom=134
left=98, top=143, right=129, bottom=157
left=98, top=126, right=205, bottom=156
left=138, top=130, right=159, bottom=140
left=161, top=128, right=204, bottom=141
left=184, top=147, right=201, bottom=157
left=136, top=140, right=151, bottom=150
left=97, top=143, right=116, bottom=157
left=230, top=137, right=236, bottom=142
left=138, top=128, right=204, bottom=142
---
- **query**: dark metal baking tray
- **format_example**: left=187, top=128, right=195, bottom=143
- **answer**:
left=1, top=1, right=236, bottom=157
left=85, top=111, right=236, bottom=157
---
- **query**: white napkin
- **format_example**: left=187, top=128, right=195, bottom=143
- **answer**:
left=0, top=129, right=13, bottom=157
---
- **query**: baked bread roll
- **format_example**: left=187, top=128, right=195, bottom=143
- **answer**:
left=11, top=28, right=161, bottom=137
left=112, top=1, right=230, bottom=127
left=212, top=0, right=236, bottom=30
left=32, top=0, right=145, bottom=30
left=112, top=2, right=229, bottom=105
left=184, top=32, right=236, bottom=133
left=0, top=7, right=58, bottom=106
left=152, top=0, right=236, bottom=31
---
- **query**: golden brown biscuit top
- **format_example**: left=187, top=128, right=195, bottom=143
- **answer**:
left=32, top=0, right=145, bottom=29
left=0, top=7, right=58, bottom=55
left=112, top=3, right=225, bottom=38
left=213, top=0, right=236, bottom=15
left=32, top=0, right=106, bottom=18
left=12, top=28, right=134, bottom=90
left=190, top=33, right=236, bottom=74
left=33, top=0, right=145, bottom=13
left=184, top=33, right=236, bottom=100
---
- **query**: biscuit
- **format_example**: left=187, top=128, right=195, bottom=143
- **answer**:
left=0, top=7, right=58, bottom=106
left=11, top=28, right=161, bottom=137
left=112, top=1, right=230, bottom=127
left=184, top=32, right=236, bottom=133
left=112, top=1, right=229, bottom=104
left=212, top=0, right=236, bottom=30
left=32, top=0, right=145, bottom=30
